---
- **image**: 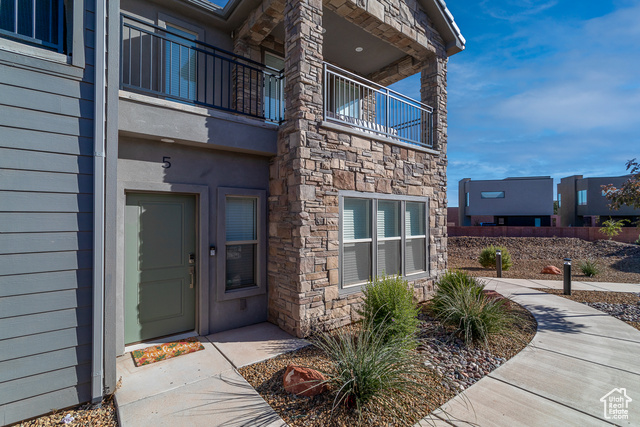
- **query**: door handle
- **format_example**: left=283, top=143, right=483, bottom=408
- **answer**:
left=188, top=252, right=195, bottom=289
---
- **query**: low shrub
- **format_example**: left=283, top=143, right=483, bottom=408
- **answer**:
left=431, top=271, right=510, bottom=345
left=578, top=260, right=600, bottom=277
left=635, top=234, right=640, bottom=245
left=357, top=274, right=420, bottom=348
left=312, top=320, right=432, bottom=423
left=478, top=245, right=513, bottom=270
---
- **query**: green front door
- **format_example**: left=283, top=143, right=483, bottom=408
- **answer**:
left=124, top=193, right=196, bottom=344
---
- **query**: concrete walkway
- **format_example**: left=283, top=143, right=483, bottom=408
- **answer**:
left=115, top=279, right=640, bottom=427
left=420, top=278, right=640, bottom=427
left=115, top=322, right=307, bottom=427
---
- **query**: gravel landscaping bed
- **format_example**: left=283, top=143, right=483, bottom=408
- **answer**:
left=14, top=398, right=118, bottom=427
left=449, top=237, right=640, bottom=284
left=534, top=289, right=640, bottom=331
left=239, top=301, right=537, bottom=426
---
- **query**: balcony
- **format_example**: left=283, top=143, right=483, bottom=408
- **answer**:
left=120, top=14, right=284, bottom=123
left=323, top=63, right=433, bottom=149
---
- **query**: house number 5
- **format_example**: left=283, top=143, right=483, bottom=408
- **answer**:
left=162, top=156, right=171, bottom=168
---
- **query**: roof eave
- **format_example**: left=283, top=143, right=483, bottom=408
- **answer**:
left=421, top=0, right=465, bottom=57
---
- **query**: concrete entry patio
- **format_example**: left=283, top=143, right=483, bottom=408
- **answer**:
left=115, top=323, right=306, bottom=426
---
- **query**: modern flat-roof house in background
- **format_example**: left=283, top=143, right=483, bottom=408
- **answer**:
left=458, top=177, right=554, bottom=227
left=558, top=175, right=640, bottom=227
left=0, top=0, right=464, bottom=423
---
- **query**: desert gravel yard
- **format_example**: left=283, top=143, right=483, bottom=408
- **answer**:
left=238, top=302, right=537, bottom=427
left=14, top=398, right=118, bottom=427
left=449, top=236, right=640, bottom=284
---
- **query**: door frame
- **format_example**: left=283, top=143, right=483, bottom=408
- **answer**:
left=116, top=181, right=210, bottom=355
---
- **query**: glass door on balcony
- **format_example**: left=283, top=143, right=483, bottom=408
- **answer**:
left=264, top=52, right=284, bottom=122
left=165, top=24, right=197, bottom=103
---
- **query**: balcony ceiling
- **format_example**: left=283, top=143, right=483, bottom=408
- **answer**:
left=272, top=8, right=407, bottom=77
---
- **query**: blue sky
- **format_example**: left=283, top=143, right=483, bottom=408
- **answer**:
left=390, top=0, right=640, bottom=207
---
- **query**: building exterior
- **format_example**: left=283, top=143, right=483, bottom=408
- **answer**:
left=458, top=177, right=554, bottom=227
left=558, top=175, right=640, bottom=227
left=0, top=0, right=464, bottom=423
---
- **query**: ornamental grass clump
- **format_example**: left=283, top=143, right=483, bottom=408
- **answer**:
left=311, top=319, right=433, bottom=423
left=578, top=260, right=600, bottom=277
left=357, top=274, right=420, bottom=349
left=431, top=271, right=510, bottom=345
left=478, top=245, right=513, bottom=270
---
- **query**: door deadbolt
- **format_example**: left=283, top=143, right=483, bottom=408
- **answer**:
left=189, top=253, right=195, bottom=264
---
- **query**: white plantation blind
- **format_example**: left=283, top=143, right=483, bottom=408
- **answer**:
left=377, top=240, right=400, bottom=276
left=406, top=202, right=425, bottom=237
left=226, top=197, right=256, bottom=241
left=377, top=200, right=400, bottom=239
left=344, top=242, right=371, bottom=284
left=406, top=238, right=426, bottom=273
left=343, top=198, right=371, bottom=240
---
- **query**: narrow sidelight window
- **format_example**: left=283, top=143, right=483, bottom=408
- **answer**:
left=225, top=196, right=258, bottom=291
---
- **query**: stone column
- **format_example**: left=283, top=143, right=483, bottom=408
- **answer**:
left=420, top=54, right=448, bottom=278
left=268, top=0, right=324, bottom=337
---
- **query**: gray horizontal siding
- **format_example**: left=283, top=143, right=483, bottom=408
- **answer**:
left=0, top=288, right=92, bottom=319
left=0, top=63, right=94, bottom=100
left=0, top=148, right=93, bottom=174
left=0, top=325, right=92, bottom=364
left=0, top=307, right=92, bottom=340
left=0, top=251, right=92, bottom=276
left=0, top=212, right=93, bottom=233
left=0, top=345, right=91, bottom=384
left=0, top=192, right=94, bottom=212
left=0, top=105, right=94, bottom=137
left=0, top=383, right=91, bottom=427
left=0, top=83, right=95, bottom=119
left=0, top=269, right=92, bottom=297
left=0, top=127, right=93, bottom=156
left=0, top=0, right=97, bottom=420
left=0, top=170, right=93, bottom=193
left=0, top=232, right=92, bottom=255
left=0, top=364, right=92, bottom=406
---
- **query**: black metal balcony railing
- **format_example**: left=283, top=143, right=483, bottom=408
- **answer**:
left=323, top=63, right=433, bottom=149
left=120, top=14, right=284, bottom=123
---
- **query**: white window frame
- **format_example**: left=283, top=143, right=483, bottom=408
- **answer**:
left=216, top=187, right=267, bottom=301
left=339, top=191, right=429, bottom=294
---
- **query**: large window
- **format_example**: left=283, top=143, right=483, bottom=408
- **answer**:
left=577, top=190, right=587, bottom=206
left=0, top=0, right=64, bottom=52
left=341, top=193, right=428, bottom=288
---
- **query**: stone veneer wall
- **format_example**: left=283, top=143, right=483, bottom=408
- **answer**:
left=267, top=0, right=449, bottom=338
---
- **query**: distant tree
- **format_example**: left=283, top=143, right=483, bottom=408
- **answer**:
left=553, top=200, right=559, bottom=215
left=599, top=218, right=629, bottom=240
left=602, top=159, right=640, bottom=210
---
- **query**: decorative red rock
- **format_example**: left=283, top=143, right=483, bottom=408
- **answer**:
left=541, top=265, right=562, bottom=275
left=482, top=289, right=511, bottom=308
left=283, top=365, right=327, bottom=397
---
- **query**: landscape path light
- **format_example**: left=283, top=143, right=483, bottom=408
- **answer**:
left=496, top=249, right=502, bottom=278
left=564, top=258, right=572, bottom=295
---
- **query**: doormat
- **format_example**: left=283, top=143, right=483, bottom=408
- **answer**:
left=131, top=337, right=205, bottom=367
